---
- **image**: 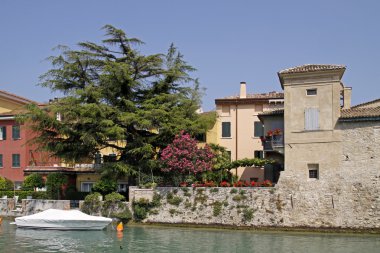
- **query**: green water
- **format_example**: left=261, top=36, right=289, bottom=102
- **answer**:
left=0, top=220, right=379, bottom=253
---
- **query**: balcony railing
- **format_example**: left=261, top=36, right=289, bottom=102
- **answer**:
left=262, top=135, right=284, bottom=152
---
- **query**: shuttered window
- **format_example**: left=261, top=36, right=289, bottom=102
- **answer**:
left=12, top=125, right=20, bottom=139
left=12, top=154, right=20, bottom=168
left=0, top=126, right=6, bottom=140
left=0, top=154, right=3, bottom=167
left=305, top=108, right=319, bottom=130
left=222, top=122, right=231, bottom=137
left=254, top=121, right=264, bottom=137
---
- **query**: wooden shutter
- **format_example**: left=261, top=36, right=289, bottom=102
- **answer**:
left=254, top=121, right=264, bottom=137
left=305, top=108, right=319, bottom=130
left=222, top=122, right=231, bottom=137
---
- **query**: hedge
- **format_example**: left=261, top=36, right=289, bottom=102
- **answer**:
left=0, top=191, right=48, bottom=200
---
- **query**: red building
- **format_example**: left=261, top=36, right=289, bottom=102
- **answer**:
left=0, top=90, right=58, bottom=188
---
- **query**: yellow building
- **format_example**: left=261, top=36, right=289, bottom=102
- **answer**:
left=209, top=82, right=284, bottom=182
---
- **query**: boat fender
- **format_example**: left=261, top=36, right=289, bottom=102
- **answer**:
left=116, top=222, right=123, bottom=231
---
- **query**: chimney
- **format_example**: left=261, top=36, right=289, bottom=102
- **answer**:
left=343, top=87, right=352, bottom=109
left=239, top=82, right=247, bottom=98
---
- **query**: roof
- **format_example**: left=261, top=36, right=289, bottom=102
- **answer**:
left=0, top=89, right=38, bottom=104
left=215, top=91, right=284, bottom=105
left=340, top=107, right=380, bottom=121
left=351, top=98, right=380, bottom=109
left=221, top=91, right=284, bottom=100
left=278, top=64, right=346, bottom=74
left=259, top=109, right=284, bottom=116
left=24, top=166, right=96, bottom=174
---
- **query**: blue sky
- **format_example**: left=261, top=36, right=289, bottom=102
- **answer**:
left=1, top=0, right=379, bottom=110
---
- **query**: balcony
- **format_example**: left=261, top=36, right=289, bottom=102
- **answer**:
left=261, top=135, right=284, bottom=154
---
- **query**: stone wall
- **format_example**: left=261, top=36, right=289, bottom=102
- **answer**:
left=130, top=181, right=379, bottom=229
left=0, top=199, right=70, bottom=216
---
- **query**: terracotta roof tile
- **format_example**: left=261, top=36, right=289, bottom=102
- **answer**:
left=278, top=64, right=346, bottom=74
left=0, top=89, right=37, bottom=104
left=340, top=107, right=380, bottom=120
left=221, top=91, right=284, bottom=100
left=351, top=98, right=380, bottom=109
left=259, top=109, right=284, bottom=116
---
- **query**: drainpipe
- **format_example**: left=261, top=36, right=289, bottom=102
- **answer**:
left=235, top=102, right=238, bottom=177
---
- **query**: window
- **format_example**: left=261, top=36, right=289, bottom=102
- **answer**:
left=222, top=122, right=231, bottom=137
left=254, top=121, right=264, bottom=137
left=118, top=182, right=128, bottom=192
left=0, top=154, right=3, bottom=167
left=306, top=89, right=317, bottom=96
left=195, top=133, right=206, bottom=142
left=12, top=125, right=20, bottom=140
left=103, top=153, right=117, bottom=163
left=81, top=182, right=94, bottom=192
left=254, top=150, right=264, bottom=159
left=0, top=126, right=6, bottom=140
left=12, top=154, right=21, bottom=168
left=305, top=108, right=319, bottom=130
left=308, top=164, right=319, bottom=179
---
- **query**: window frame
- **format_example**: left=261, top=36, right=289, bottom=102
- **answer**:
left=254, top=121, right=264, bottom=137
left=12, top=154, right=21, bottom=168
left=0, top=126, right=6, bottom=140
left=306, top=88, right=317, bottom=96
left=12, top=125, right=21, bottom=140
left=81, top=182, right=95, bottom=192
left=308, top=164, right=319, bottom=179
left=221, top=122, right=231, bottom=138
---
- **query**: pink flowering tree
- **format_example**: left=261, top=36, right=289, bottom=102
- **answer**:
left=160, top=131, right=214, bottom=184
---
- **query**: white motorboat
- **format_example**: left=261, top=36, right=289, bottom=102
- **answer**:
left=13, top=209, right=112, bottom=230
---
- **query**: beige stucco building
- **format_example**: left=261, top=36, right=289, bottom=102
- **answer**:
left=266, top=64, right=380, bottom=190
left=211, top=82, right=284, bottom=181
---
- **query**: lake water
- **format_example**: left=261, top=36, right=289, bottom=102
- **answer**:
left=0, top=219, right=379, bottom=253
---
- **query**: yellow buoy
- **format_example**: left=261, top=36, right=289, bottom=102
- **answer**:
left=116, top=222, right=123, bottom=232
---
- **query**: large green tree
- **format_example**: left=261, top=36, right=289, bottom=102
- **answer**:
left=24, top=25, right=215, bottom=184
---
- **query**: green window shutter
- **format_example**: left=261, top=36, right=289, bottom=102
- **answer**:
left=12, top=154, right=20, bottom=167
left=254, top=121, right=264, bottom=137
left=222, top=122, right=231, bottom=137
left=12, top=125, right=20, bottom=139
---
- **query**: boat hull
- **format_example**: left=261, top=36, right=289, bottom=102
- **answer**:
left=14, top=209, right=112, bottom=230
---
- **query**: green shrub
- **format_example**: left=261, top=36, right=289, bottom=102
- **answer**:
left=81, top=192, right=102, bottom=214
left=92, top=178, right=118, bottom=195
left=232, top=194, right=247, bottom=202
left=22, top=173, right=44, bottom=190
left=230, top=188, right=238, bottom=194
left=167, top=192, right=182, bottom=206
left=0, top=177, right=14, bottom=191
left=105, top=192, right=125, bottom=202
left=209, top=188, right=219, bottom=193
left=46, top=173, right=68, bottom=199
left=0, top=190, right=48, bottom=200
left=213, top=201, right=223, bottom=216
left=242, top=208, right=254, bottom=222
left=132, top=193, right=161, bottom=221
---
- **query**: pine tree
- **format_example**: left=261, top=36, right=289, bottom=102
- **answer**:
left=23, top=25, right=215, bottom=185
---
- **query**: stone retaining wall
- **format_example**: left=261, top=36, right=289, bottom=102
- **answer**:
left=130, top=184, right=380, bottom=229
left=0, top=199, right=70, bottom=217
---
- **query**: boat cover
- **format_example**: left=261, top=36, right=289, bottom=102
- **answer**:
left=15, top=209, right=112, bottom=230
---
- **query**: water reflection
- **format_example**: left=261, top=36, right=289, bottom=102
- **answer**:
left=0, top=220, right=379, bottom=253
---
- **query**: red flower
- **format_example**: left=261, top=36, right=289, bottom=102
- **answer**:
left=220, top=181, right=230, bottom=187
left=250, top=181, right=256, bottom=187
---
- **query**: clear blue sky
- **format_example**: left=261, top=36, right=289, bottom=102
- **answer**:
left=1, top=0, right=379, bottom=110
